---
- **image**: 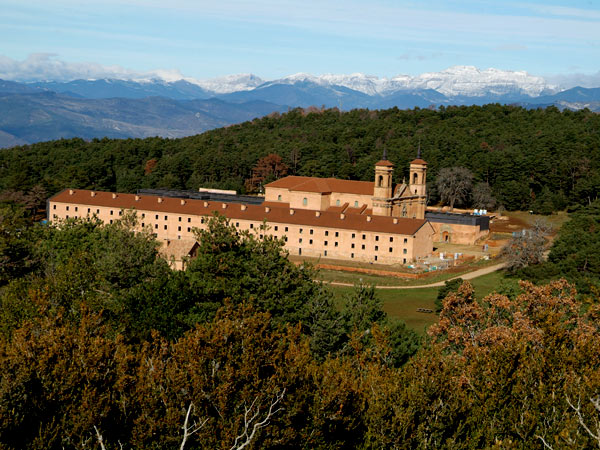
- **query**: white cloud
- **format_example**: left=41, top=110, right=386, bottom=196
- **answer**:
left=546, top=71, right=600, bottom=89
left=0, top=53, right=185, bottom=82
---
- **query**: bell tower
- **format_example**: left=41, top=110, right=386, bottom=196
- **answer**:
left=408, top=145, right=427, bottom=218
left=372, top=148, right=394, bottom=216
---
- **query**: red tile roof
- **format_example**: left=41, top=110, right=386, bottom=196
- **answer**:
left=410, top=158, right=428, bottom=165
left=265, top=176, right=374, bottom=196
left=375, top=159, right=394, bottom=167
left=50, top=189, right=428, bottom=236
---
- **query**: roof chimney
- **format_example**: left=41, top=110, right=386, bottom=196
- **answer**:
left=290, top=209, right=295, bottom=215
left=91, top=191, right=96, bottom=197
left=203, top=201, right=208, bottom=207
left=157, top=197, right=163, bottom=203
left=112, top=193, right=117, bottom=199
left=69, top=189, right=74, bottom=195
left=265, top=206, right=270, bottom=213
left=393, top=217, right=399, bottom=224
left=367, top=215, right=372, bottom=222
left=315, top=211, right=321, bottom=217
left=340, top=213, right=345, bottom=220
left=241, top=204, right=247, bottom=211
left=135, top=195, right=140, bottom=201
left=221, top=203, right=227, bottom=209
left=180, top=199, right=186, bottom=205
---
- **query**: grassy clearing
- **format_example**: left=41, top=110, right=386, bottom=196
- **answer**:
left=329, top=270, right=515, bottom=335
left=316, top=258, right=499, bottom=287
left=505, top=210, right=570, bottom=231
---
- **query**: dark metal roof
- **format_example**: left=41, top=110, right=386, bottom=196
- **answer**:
left=137, top=188, right=265, bottom=205
left=425, top=211, right=490, bottom=231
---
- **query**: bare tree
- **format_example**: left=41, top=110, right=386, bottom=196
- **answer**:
left=501, top=219, right=552, bottom=272
left=472, top=182, right=496, bottom=210
left=567, top=395, right=600, bottom=448
left=435, top=167, right=473, bottom=210
left=180, top=402, right=208, bottom=450
left=230, top=389, right=285, bottom=450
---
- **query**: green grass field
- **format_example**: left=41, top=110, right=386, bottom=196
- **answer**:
left=329, top=270, right=516, bottom=334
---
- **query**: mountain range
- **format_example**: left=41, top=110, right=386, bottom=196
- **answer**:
left=1, top=66, right=599, bottom=148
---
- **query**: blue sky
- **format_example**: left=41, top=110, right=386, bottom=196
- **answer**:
left=1, top=0, right=599, bottom=82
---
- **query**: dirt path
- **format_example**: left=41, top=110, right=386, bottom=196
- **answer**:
left=320, top=262, right=507, bottom=289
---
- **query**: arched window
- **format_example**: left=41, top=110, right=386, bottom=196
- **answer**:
left=413, top=172, right=418, bottom=184
left=378, top=175, right=384, bottom=187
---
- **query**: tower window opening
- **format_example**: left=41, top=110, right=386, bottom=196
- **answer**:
left=378, top=175, right=384, bottom=187
left=413, top=173, right=418, bottom=184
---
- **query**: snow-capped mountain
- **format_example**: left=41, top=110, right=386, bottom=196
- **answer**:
left=190, top=73, right=264, bottom=94
left=245, top=66, right=557, bottom=98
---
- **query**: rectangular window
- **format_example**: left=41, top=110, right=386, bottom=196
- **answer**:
left=310, top=229, right=313, bottom=235
left=250, top=224, right=254, bottom=229
left=178, top=226, right=181, bottom=231
left=325, top=230, right=329, bottom=236
left=335, top=242, right=338, bottom=247
left=142, top=223, right=145, bottom=227
left=274, top=226, right=278, bottom=231
left=374, top=255, right=378, bottom=261
left=66, top=215, right=69, bottom=219
left=403, top=258, right=407, bottom=264
left=375, top=245, right=378, bottom=251
left=351, top=243, right=355, bottom=249
left=354, top=201, right=359, bottom=207
left=96, top=209, right=100, bottom=214
left=141, top=213, right=145, bottom=218
left=53, top=205, right=56, bottom=210
left=75, top=207, right=78, bottom=212
left=236, top=222, right=239, bottom=227
left=404, top=238, right=408, bottom=244
left=324, top=241, right=328, bottom=246
left=164, top=225, right=167, bottom=230
left=178, top=217, right=182, bottom=222
left=303, top=197, right=308, bottom=206
left=178, top=235, right=181, bottom=240
left=277, top=194, right=282, bottom=201
left=155, top=224, right=158, bottom=229
left=352, top=233, right=355, bottom=239
left=362, top=234, right=366, bottom=240
left=361, top=244, right=365, bottom=250
left=389, top=247, right=393, bottom=253
left=164, top=216, right=168, bottom=220
left=119, top=211, right=122, bottom=216
left=285, top=227, right=289, bottom=232
left=284, top=237, right=288, bottom=242
left=110, top=210, right=114, bottom=216
left=87, top=208, right=90, bottom=213
left=155, top=215, right=159, bottom=220
left=335, top=231, right=339, bottom=237
left=299, top=228, right=303, bottom=234
left=351, top=253, right=354, bottom=258
left=403, top=248, right=407, bottom=254
left=299, top=238, right=303, bottom=243
left=201, top=218, right=205, bottom=224
left=309, top=239, right=313, bottom=245
left=375, top=236, right=379, bottom=241
left=187, top=227, right=191, bottom=232
left=324, top=250, right=328, bottom=256
left=66, top=206, right=69, bottom=211
left=188, top=218, right=191, bottom=223
left=390, top=237, right=393, bottom=242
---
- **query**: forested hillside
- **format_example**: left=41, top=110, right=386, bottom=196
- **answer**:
left=1, top=105, right=599, bottom=211
left=2, top=209, right=600, bottom=449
